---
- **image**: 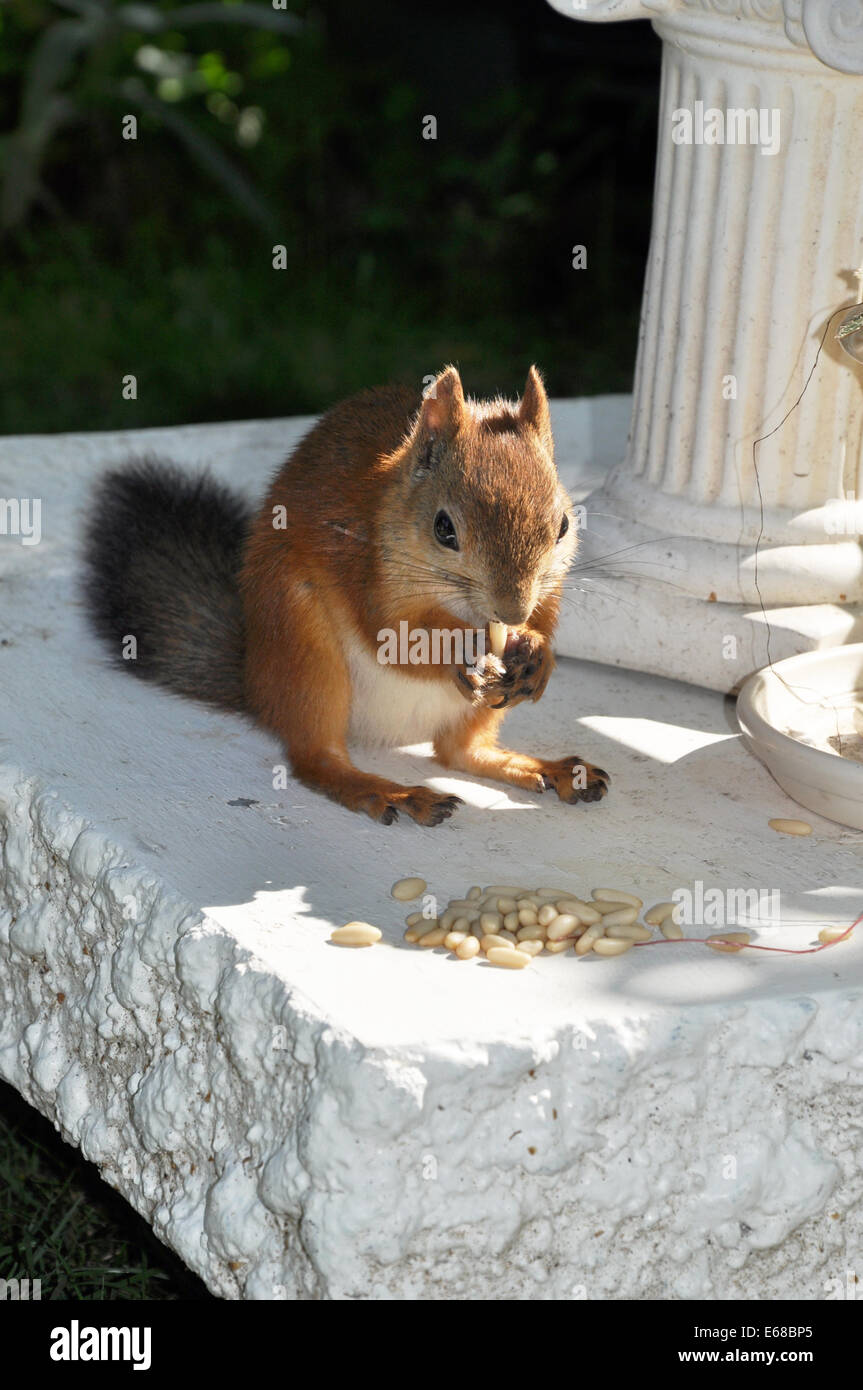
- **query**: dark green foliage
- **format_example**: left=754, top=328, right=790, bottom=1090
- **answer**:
left=0, top=0, right=660, bottom=433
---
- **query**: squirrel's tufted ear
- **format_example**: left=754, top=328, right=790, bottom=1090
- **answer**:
left=418, top=366, right=465, bottom=439
left=518, top=365, right=553, bottom=453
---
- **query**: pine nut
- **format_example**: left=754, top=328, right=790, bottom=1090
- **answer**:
left=404, top=919, right=439, bottom=943
left=606, top=923, right=653, bottom=941
left=480, top=911, right=503, bottom=933
left=517, top=897, right=539, bottom=911
left=644, top=901, right=678, bottom=926
left=534, top=887, right=571, bottom=899
left=818, top=926, right=849, bottom=944
left=451, top=917, right=471, bottom=933
left=499, top=928, right=518, bottom=945
left=405, top=910, right=424, bottom=927
left=471, top=921, right=486, bottom=939
left=518, top=908, right=538, bottom=927
left=331, top=922, right=382, bottom=946
left=537, top=904, right=558, bottom=927
left=497, top=898, right=518, bottom=914
left=573, top=900, right=603, bottom=923
left=575, top=923, right=605, bottom=955
left=660, top=920, right=684, bottom=940
left=768, top=818, right=812, bottom=836
left=546, top=913, right=580, bottom=941
left=445, top=931, right=468, bottom=950
left=467, top=885, right=482, bottom=900
left=488, top=621, right=508, bottom=658
left=545, top=938, right=574, bottom=954
left=484, top=885, right=530, bottom=897
left=391, top=877, right=427, bottom=901
left=518, top=939, right=545, bottom=956
left=557, top=898, right=601, bottom=924
left=592, top=937, right=635, bottom=957
left=596, top=906, right=638, bottom=928
left=417, top=926, right=447, bottom=947
left=517, top=924, right=545, bottom=941
left=592, top=888, right=643, bottom=909
left=441, top=906, right=478, bottom=928
left=503, top=911, right=520, bottom=931
left=486, top=946, right=531, bottom=969
left=455, top=936, right=481, bottom=959
left=481, top=933, right=515, bottom=953
left=706, top=931, right=751, bottom=952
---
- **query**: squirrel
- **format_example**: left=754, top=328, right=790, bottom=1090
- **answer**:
left=82, top=365, right=609, bottom=825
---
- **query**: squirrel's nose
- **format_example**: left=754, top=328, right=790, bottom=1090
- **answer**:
left=493, top=600, right=533, bottom=626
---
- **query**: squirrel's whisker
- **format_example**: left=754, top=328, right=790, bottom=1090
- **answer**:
left=566, top=536, right=683, bottom=568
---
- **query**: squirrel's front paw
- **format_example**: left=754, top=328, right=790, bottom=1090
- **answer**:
left=455, top=630, right=553, bottom=710
left=455, top=651, right=509, bottom=708
left=500, top=629, right=554, bottom=704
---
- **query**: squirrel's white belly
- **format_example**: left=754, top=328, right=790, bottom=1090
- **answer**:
left=345, top=634, right=469, bottom=747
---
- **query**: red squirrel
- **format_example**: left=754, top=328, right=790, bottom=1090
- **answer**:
left=83, top=366, right=609, bottom=824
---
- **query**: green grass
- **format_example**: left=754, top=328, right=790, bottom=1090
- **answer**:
left=0, top=1081, right=212, bottom=1300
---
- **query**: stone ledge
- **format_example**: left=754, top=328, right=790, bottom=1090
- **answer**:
left=2, top=407, right=863, bottom=1299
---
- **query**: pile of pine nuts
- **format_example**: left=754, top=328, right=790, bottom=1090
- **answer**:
left=330, top=877, right=850, bottom=961
left=397, top=881, right=748, bottom=968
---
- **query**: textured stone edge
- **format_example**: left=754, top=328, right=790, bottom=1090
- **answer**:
left=0, top=765, right=333, bottom=1298
left=3, top=763, right=863, bottom=1300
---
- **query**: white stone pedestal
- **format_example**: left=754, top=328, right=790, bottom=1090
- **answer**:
left=549, top=0, right=863, bottom=691
left=3, top=412, right=863, bottom=1300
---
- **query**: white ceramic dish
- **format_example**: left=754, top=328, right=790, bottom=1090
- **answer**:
left=737, top=645, right=863, bottom=831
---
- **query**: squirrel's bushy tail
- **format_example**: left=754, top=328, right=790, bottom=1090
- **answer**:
left=82, top=458, right=252, bottom=713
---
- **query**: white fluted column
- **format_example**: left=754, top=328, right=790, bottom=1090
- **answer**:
left=548, top=0, right=863, bottom=688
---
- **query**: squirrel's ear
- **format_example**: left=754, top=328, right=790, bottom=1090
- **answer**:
left=419, top=366, right=465, bottom=439
left=518, top=365, right=552, bottom=452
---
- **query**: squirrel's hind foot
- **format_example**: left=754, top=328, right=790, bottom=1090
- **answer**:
left=357, top=786, right=464, bottom=826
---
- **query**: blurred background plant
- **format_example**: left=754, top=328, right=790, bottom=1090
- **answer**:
left=0, top=0, right=660, bottom=434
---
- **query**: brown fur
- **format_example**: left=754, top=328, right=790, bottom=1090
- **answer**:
left=240, top=366, right=609, bottom=824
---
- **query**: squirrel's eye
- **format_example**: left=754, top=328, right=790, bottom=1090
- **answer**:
left=434, top=510, right=459, bottom=551
left=557, top=512, right=570, bottom=542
